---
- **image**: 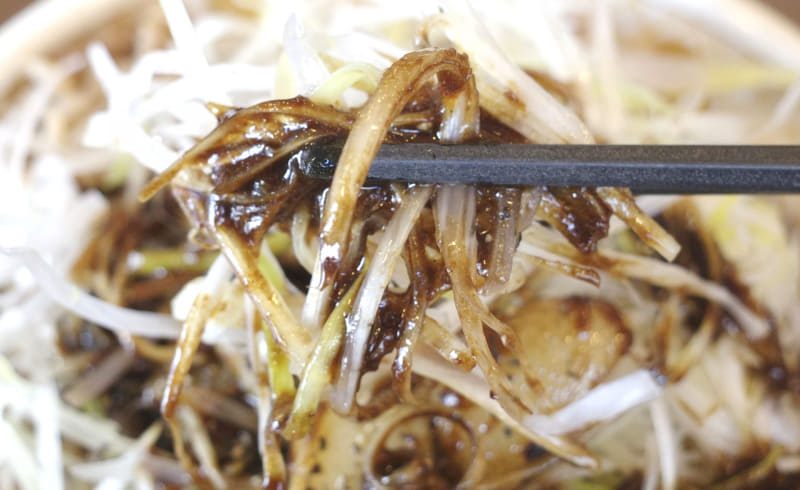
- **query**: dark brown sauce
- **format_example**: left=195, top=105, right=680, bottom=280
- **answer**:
left=364, top=293, right=406, bottom=372
left=369, top=410, right=476, bottom=489
left=659, top=202, right=792, bottom=392
left=539, top=186, right=612, bottom=253
left=63, top=34, right=800, bottom=489
left=168, top=96, right=636, bottom=417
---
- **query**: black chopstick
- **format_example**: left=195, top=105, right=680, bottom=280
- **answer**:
left=297, top=142, right=800, bottom=193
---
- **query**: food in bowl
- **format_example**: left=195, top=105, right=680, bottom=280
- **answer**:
left=2, top=0, right=800, bottom=488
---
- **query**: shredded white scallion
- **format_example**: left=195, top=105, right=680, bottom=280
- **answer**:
left=175, top=406, right=226, bottom=489
left=650, top=397, right=677, bottom=490
left=70, top=424, right=162, bottom=486
left=332, top=185, right=433, bottom=412
left=2, top=247, right=182, bottom=339
left=423, top=8, right=594, bottom=144
left=523, top=370, right=661, bottom=436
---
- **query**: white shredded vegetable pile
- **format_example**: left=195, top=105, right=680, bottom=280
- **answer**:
left=2, top=0, right=800, bottom=488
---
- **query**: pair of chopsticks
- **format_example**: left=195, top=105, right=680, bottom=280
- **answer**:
left=299, top=142, right=800, bottom=193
